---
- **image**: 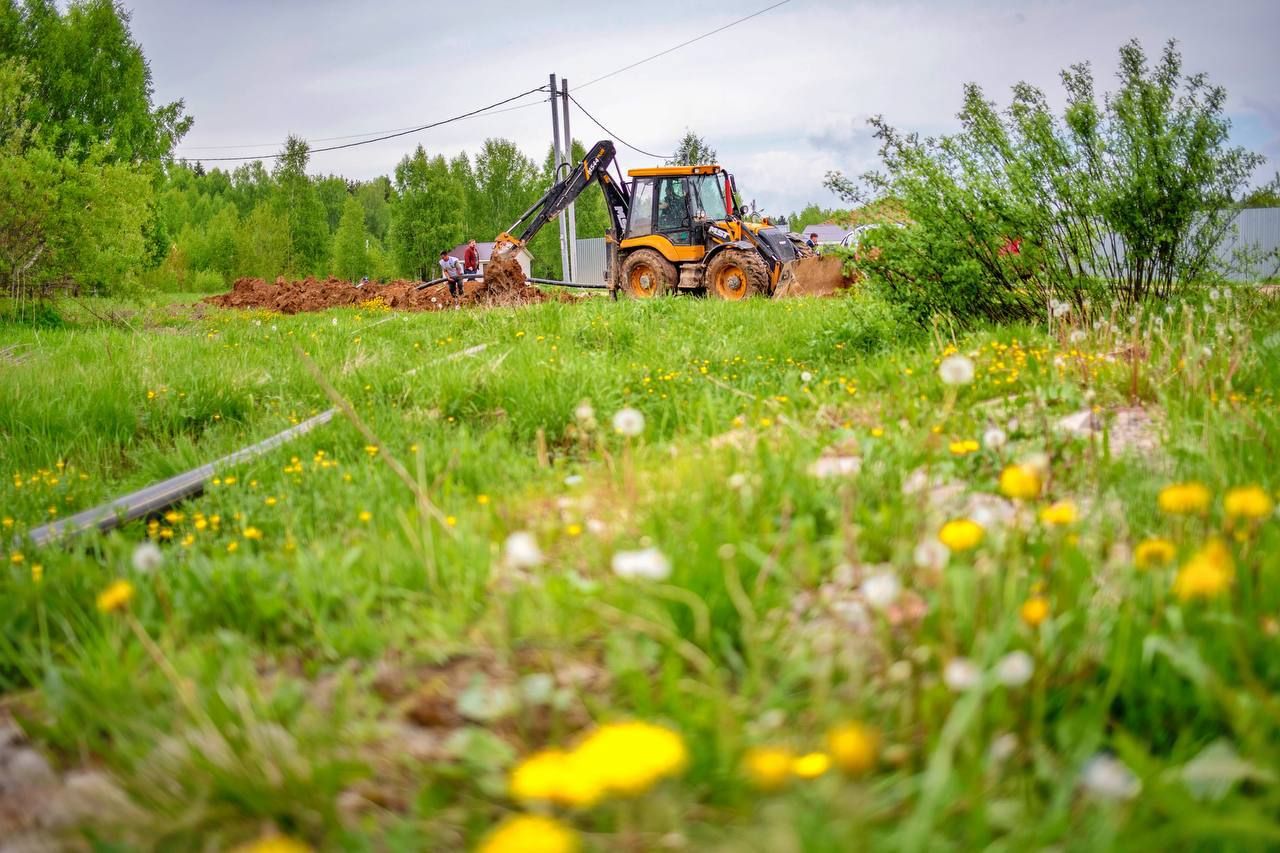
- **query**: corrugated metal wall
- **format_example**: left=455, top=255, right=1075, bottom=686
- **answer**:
left=575, top=238, right=608, bottom=285
left=1216, top=207, right=1280, bottom=280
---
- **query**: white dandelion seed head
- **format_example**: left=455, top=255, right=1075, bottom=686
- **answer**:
left=502, top=531, right=543, bottom=570
left=887, top=660, right=913, bottom=683
left=612, top=407, right=646, bottom=437
left=1081, top=754, right=1142, bottom=801
left=800, top=370, right=813, bottom=383
left=944, top=657, right=982, bottom=692
left=131, top=541, right=164, bottom=574
left=1208, top=287, right=1221, bottom=301
left=809, top=456, right=862, bottom=479
left=1069, top=329, right=1087, bottom=343
left=861, top=572, right=902, bottom=611
left=914, top=538, right=951, bottom=572
left=331, top=318, right=338, bottom=326
left=611, top=547, right=671, bottom=581
left=574, top=401, right=595, bottom=422
left=982, top=427, right=1008, bottom=450
left=563, top=474, right=583, bottom=487
left=995, top=650, right=1034, bottom=687
left=727, top=472, right=748, bottom=490
left=988, top=732, right=1019, bottom=763
left=939, top=355, right=976, bottom=386
left=1050, top=299, right=1071, bottom=318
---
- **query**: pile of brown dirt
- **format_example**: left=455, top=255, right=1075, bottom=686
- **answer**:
left=480, top=251, right=528, bottom=302
left=773, top=255, right=856, bottom=298
left=204, top=273, right=557, bottom=315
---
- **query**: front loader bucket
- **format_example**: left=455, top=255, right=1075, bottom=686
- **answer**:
left=773, top=255, right=851, bottom=299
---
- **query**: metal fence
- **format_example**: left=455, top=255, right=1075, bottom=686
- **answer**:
left=1216, top=207, right=1280, bottom=280
left=574, top=238, right=608, bottom=286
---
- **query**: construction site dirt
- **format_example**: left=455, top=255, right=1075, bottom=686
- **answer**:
left=203, top=255, right=856, bottom=315
left=204, top=273, right=563, bottom=314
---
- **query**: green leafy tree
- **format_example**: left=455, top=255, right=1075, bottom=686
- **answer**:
left=390, top=145, right=464, bottom=280
left=449, top=152, right=476, bottom=236
left=331, top=195, right=369, bottom=281
left=315, top=175, right=350, bottom=233
left=272, top=135, right=329, bottom=275
left=355, top=177, right=391, bottom=242
left=843, top=39, right=1271, bottom=320
left=234, top=202, right=290, bottom=280
left=0, top=0, right=191, bottom=162
left=667, top=130, right=716, bottom=166
left=472, top=138, right=539, bottom=240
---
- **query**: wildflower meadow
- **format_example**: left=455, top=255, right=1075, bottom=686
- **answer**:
left=2, top=285, right=1278, bottom=850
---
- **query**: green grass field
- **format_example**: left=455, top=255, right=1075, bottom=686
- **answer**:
left=2, top=289, right=1279, bottom=851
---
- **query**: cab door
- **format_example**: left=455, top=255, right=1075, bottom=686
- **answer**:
left=654, top=177, right=693, bottom=246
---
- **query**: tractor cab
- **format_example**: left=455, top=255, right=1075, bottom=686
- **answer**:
left=622, top=164, right=738, bottom=254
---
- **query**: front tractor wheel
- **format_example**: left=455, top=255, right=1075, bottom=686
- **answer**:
left=706, top=249, right=768, bottom=300
left=620, top=249, right=676, bottom=298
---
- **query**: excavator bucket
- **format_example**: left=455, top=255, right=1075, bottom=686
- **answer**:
left=773, top=255, right=852, bottom=298
left=483, top=233, right=530, bottom=299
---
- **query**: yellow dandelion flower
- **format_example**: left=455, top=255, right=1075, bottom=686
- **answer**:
left=1158, top=482, right=1211, bottom=515
left=1173, top=539, right=1234, bottom=602
left=1020, top=595, right=1050, bottom=627
left=571, top=721, right=688, bottom=797
left=1224, top=486, right=1273, bottom=520
left=792, top=752, right=831, bottom=779
left=2, top=517, right=12, bottom=528
left=358, top=510, right=372, bottom=523
left=509, top=748, right=603, bottom=808
left=265, top=496, right=278, bottom=506
left=96, top=579, right=135, bottom=613
left=230, top=835, right=314, bottom=853
left=477, top=815, right=578, bottom=853
left=164, top=511, right=183, bottom=523
left=445, top=515, right=457, bottom=527
left=477, top=494, right=490, bottom=505
left=743, top=746, right=795, bottom=791
left=939, top=519, right=984, bottom=552
left=826, top=722, right=879, bottom=775
left=364, top=445, right=379, bottom=457
left=1039, top=501, right=1078, bottom=527
left=9, top=551, right=23, bottom=565
left=999, top=464, right=1042, bottom=500
left=1134, top=538, right=1176, bottom=569
left=242, top=527, right=263, bottom=541
left=227, top=541, right=239, bottom=553
left=871, top=427, right=885, bottom=437
left=31, top=563, right=43, bottom=583
left=565, top=523, right=582, bottom=537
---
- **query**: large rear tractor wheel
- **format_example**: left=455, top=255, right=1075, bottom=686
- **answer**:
left=620, top=249, right=676, bottom=299
left=706, top=249, right=769, bottom=301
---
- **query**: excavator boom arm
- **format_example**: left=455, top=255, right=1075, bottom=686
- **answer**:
left=500, top=140, right=628, bottom=248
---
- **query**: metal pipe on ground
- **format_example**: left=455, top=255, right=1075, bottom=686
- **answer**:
left=19, top=409, right=336, bottom=548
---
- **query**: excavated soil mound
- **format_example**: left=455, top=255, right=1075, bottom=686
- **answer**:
left=773, top=255, right=855, bottom=298
left=204, top=272, right=557, bottom=315
left=480, top=252, right=528, bottom=303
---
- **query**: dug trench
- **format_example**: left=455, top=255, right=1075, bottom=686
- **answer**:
left=202, top=252, right=858, bottom=314
left=204, top=258, right=561, bottom=315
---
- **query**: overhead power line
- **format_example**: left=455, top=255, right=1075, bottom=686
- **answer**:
left=182, top=86, right=548, bottom=163
left=568, top=93, right=673, bottom=161
left=179, top=98, right=550, bottom=152
left=577, top=0, right=795, bottom=90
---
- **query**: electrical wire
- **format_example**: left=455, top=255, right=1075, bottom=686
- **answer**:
left=576, top=0, right=795, bottom=90
left=179, top=98, right=550, bottom=151
left=183, top=86, right=548, bottom=162
left=568, top=93, right=673, bottom=161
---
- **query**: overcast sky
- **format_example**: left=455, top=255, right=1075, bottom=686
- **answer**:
left=129, top=0, right=1280, bottom=218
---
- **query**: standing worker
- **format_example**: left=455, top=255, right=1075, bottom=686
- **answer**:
left=463, top=239, right=480, bottom=277
left=806, top=232, right=821, bottom=251
left=439, top=250, right=465, bottom=301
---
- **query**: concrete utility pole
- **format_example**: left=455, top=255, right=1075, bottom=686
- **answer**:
left=548, top=73, right=570, bottom=279
left=561, top=78, right=578, bottom=282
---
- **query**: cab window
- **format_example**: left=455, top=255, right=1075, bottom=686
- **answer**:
left=656, top=178, right=692, bottom=244
left=627, top=178, right=655, bottom=237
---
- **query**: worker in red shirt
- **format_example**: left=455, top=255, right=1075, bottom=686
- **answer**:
left=463, top=239, right=480, bottom=276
